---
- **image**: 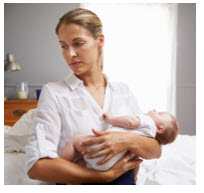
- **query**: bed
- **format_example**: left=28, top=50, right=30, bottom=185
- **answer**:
left=4, top=109, right=196, bottom=185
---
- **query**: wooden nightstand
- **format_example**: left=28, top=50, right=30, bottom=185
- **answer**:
left=4, top=100, right=38, bottom=126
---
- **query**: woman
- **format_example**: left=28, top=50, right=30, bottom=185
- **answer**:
left=25, top=8, right=161, bottom=185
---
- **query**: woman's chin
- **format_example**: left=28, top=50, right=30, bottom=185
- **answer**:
left=71, top=67, right=91, bottom=76
left=70, top=66, right=82, bottom=74
left=72, top=69, right=86, bottom=76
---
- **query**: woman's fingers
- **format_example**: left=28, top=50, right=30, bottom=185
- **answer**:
left=96, top=153, right=113, bottom=165
left=125, top=158, right=143, bottom=171
left=86, top=148, right=110, bottom=160
left=92, top=129, right=110, bottom=136
left=121, top=151, right=132, bottom=162
left=105, top=151, right=143, bottom=180
left=121, top=153, right=143, bottom=170
left=80, top=136, right=104, bottom=147
left=82, top=143, right=105, bottom=155
left=132, top=155, right=142, bottom=161
left=118, top=152, right=142, bottom=167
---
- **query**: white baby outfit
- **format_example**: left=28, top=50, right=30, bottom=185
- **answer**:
left=84, top=114, right=157, bottom=171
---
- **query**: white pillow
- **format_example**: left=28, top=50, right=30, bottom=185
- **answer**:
left=4, top=109, right=36, bottom=153
left=4, top=152, right=54, bottom=185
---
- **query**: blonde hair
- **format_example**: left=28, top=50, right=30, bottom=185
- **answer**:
left=55, top=8, right=104, bottom=71
left=156, top=113, right=179, bottom=145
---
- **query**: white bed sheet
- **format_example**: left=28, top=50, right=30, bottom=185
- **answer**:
left=4, top=134, right=196, bottom=185
left=4, top=152, right=53, bottom=185
left=137, top=134, right=196, bottom=185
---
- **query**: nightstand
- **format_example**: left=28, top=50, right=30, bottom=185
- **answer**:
left=4, top=100, right=38, bottom=126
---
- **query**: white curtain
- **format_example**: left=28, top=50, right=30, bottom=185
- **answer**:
left=81, top=3, right=178, bottom=115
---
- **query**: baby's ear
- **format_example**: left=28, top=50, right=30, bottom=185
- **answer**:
left=157, top=125, right=165, bottom=134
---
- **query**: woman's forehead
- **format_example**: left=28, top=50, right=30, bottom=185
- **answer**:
left=58, top=23, right=92, bottom=41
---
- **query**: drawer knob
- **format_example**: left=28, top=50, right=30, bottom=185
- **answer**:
left=13, top=109, right=26, bottom=116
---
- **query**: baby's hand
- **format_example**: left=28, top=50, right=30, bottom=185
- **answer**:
left=102, top=112, right=112, bottom=121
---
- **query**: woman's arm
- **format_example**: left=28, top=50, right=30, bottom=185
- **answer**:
left=127, top=132, right=161, bottom=159
left=81, top=129, right=161, bottom=165
left=28, top=157, right=107, bottom=185
left=28, top=152, right=142, bottom=185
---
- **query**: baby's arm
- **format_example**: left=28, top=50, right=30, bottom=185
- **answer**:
left=60, top=138, right=77, bottom=161
left=60, top=135, right=89, bottom=161
left=103, top=112, right=140, bottom=129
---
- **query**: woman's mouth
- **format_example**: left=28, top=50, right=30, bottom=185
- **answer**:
left=70, top=62, right=82, bottom=67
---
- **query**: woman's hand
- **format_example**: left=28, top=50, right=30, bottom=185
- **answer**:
left=80, top=129, right=132, bottom=165
left=104, top=151, right=143, bottom=182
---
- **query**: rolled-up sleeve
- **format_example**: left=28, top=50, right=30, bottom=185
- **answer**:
left=25, top=84, right=61, bottom=173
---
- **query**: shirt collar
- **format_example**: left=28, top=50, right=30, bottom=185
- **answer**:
left=103, top=73, right=115, bottom=92
left=64, top=72, right=115, bottom=92
left=64, top=73, right=83, bottom=91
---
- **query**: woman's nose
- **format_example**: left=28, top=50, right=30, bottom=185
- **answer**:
left=67, top=47, right=77, bottom=58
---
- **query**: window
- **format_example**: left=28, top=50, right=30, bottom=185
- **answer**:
left=81, top=3, right=178, bottom=114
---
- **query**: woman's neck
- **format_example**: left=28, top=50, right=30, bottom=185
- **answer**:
left=76, top=69, right=106, bottom=89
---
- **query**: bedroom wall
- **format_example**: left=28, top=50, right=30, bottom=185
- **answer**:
left=4, top=3, right=196, bottom=135
left=4, top=3, right=78, bottom=99
left=176, top=3, right=196, bottom=135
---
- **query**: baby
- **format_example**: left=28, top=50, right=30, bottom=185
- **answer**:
left=103, top=109, right=179, bottom=145
left=60, top=109, right=179, bottom=173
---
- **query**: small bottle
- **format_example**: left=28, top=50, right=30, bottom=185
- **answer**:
left=16, top=82, right=29, bottom=100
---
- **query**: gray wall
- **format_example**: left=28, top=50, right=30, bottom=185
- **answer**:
left=4, top=3, right=196, bottom=135
left=176, top=4, right=196, bottom=135
left=4, top=3, right=79, bottom=99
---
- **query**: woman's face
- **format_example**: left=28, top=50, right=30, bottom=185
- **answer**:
left=58, top=23, right=104, bottom=75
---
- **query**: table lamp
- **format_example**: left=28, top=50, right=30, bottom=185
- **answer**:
left=4, top=53, right=21, bottom=100
left=4, top=53, right=21, bottom=71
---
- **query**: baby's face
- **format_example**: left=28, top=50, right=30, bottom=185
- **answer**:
left=147, top=110, right=171, bottom=128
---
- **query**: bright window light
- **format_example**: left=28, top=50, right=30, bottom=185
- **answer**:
left=81, top=4, right=178, bottom=115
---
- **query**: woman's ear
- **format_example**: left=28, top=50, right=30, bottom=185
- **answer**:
left=157, top=126, right=165, bottom=134
left=97, top=34, right=104, bottom=50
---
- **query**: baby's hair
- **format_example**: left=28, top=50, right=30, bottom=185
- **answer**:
left=156, top=113, right=179, bottom=145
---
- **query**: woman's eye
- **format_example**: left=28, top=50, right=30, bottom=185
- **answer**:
left=75, top=42, right=84, bottom=47
left=61, top=45, right=68, bottom=49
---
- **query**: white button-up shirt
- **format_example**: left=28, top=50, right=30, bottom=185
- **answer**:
left=25, top=73, right=143, bottom=173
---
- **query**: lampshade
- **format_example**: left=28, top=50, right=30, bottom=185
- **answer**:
left=4, top=53, right=21, bottom=71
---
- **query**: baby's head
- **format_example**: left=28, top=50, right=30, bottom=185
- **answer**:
left=146, top=110, right=179, bottom=145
